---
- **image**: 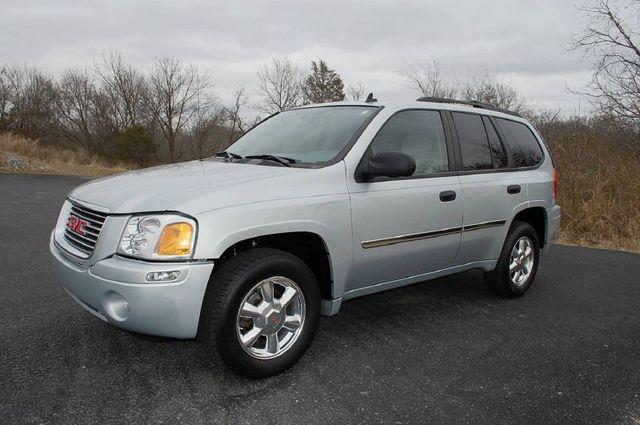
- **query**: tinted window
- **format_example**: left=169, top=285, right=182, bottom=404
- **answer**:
left=496, top=118, right=543, bottom=167
left=368, top=110, right=448, bottom=176
left=483, top=116, right=508, bottom=168
left=452, top=112, right=492, bottom=170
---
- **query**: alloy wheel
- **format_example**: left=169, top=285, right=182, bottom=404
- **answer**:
left=509, top=236, right=534, bottom=286
left=236, top=276, right=306, bottom=359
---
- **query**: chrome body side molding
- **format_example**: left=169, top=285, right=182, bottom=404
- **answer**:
left=361, top=219, right=506, bottom=249
left=462, top=219, right=507, bottom=232
left=361, top=226, right=462, bottom=249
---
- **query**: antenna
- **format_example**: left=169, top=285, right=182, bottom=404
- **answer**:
left=365, top=93, right=377, bottom=103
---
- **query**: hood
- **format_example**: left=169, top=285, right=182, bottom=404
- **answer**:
left=69, top=160, right=303, bottom=214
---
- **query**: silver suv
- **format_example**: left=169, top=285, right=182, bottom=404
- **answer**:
left=50, top=97, right=561, bottom=378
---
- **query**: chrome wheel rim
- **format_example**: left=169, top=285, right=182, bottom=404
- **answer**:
left=236, top=276, right=306, bottom=360
left=509, top=236, right=534, bottom=287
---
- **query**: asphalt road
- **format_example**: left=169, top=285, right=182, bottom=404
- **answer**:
left=1, top=173, right=639, bottom=425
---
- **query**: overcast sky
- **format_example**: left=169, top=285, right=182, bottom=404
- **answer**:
left=1, top=0, right=594, bottom=114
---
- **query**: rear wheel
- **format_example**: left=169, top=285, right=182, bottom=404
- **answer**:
left=200, top=248, right=320, bottom=378
left=485, top=221, right=540, bottom=297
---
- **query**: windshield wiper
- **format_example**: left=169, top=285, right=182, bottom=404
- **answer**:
left=215, top=151, right=243, bottom=161
left=245, top=154, right=296, bottom=167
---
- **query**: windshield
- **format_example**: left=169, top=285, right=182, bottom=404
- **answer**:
left=227, top=106, right=380, bottom=166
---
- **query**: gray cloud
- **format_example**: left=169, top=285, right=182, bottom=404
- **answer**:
left=0, top=0, right=592, bottom=113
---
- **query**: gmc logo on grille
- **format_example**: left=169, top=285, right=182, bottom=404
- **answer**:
left=67, top=215, right=89, bottom=236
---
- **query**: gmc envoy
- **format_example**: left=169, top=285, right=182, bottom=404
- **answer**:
left=50, top=97, right=561, bottom=378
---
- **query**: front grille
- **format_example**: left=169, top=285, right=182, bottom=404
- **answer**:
left=64, top=202, right=108, bottom=257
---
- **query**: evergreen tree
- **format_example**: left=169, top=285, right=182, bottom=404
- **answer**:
left=303, top=60, right=345, bottom=104
left=116, top=125, right=156, bottom=167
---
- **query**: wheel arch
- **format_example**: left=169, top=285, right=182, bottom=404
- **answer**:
left=510, top=205, right=548, bottom=249
left=210, top=228, right=336, bottom=309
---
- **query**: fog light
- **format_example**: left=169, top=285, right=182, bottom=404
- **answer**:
left=146, top=270, right=181, bottom=282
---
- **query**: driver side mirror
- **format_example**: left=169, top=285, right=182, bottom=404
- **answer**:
left=358, top=151, right=416, bottom=181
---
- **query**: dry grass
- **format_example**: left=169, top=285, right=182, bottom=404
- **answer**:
left=0, top=133, right=128, bottom=177
left=2, top=125, right=640, bottom=253
left=545, top=120, right=640, bottom=253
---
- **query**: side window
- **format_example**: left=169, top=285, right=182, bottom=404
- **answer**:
left=482, top=116, right=508, bottom=168
left=496, top=118, right=544, bottom=167
left=452, top=112, right=492, bottom=170
left=368, top=110, right=448, bottom=176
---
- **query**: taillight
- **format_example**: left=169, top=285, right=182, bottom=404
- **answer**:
left=552, top=168, right=559, bottom=204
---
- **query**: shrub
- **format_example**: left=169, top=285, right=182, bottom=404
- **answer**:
left=541, top=118, right=640, bottom=252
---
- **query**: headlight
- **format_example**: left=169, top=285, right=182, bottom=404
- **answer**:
left=118, top=214, right=197, bottom=260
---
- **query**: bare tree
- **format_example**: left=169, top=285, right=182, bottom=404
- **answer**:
left=572, top=0, right=640, bottom=119
left=460, top=76, right=528, bottom=113
left=400, top=58, right=527, bottom=112
left=256, top=57, right=303, bottom=113
left=2, top=66, right=55, bottom=139
left=224, top=87, right=249, bottom=146
left=51, top=69, right=105, bottom=155
left=348, top=83, right=365, bottom=101
left=188, top=101, right=225, bottom=159
left=528, top=107, right=564, bottom=141
left=400, top=58, right=458, bottom=99
left=95, top=52, right=149, bottom=131
left=0, top=67, right=11, bottom=130
left=146, top=57, right=210, bottom=162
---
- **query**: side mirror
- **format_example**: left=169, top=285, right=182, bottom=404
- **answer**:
left=359, top=151, right=416, bottom=181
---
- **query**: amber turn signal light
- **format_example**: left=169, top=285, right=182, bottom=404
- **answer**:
left=157, top=222, right=193, bottom=256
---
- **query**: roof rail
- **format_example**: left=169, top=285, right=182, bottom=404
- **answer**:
left=415, top=97, right=522, bottom=117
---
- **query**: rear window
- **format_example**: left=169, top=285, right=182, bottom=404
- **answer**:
left=452, top=112, right=492, bottom=170
left=453, top=112, right=507, bottom=170
left=496, top=118, right=543, bottom=167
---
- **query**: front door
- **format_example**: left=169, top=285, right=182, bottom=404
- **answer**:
left=346, top=109, right=463, bottom=293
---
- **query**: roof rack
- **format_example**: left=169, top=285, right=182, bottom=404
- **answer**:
left=415, top=97, right=522, bottom=117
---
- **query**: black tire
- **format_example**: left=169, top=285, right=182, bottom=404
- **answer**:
left=485, top=221, right=540, bottom=298
left=200, top=248, right=320, bottom=379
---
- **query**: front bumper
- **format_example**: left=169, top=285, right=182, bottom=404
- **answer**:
left=49, top=233, right=214, bottom=339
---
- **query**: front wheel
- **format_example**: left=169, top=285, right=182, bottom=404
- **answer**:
left=200, top=248, right=320, bottom=378
left=485, top=221, right=540, bottom=297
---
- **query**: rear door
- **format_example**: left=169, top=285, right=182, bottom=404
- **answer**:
left=346, top=109, right=463, bottom=293
left=450, top=111, right=527, bottom=264
left=494, top=117, right=549, bottom=211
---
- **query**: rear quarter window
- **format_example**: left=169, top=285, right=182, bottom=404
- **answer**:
left=483, top=116, right=508, bottom=168
left=496, top=118, right=544, bottom=167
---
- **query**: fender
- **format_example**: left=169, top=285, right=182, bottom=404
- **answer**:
left=193, top=199, right=354, bottom=300
left=506, top=199, right=549, bottom=249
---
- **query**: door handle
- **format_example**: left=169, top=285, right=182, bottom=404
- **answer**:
left=507, top=185, right=521, bottom=194
left=439, top=190, right=456, bottom=202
